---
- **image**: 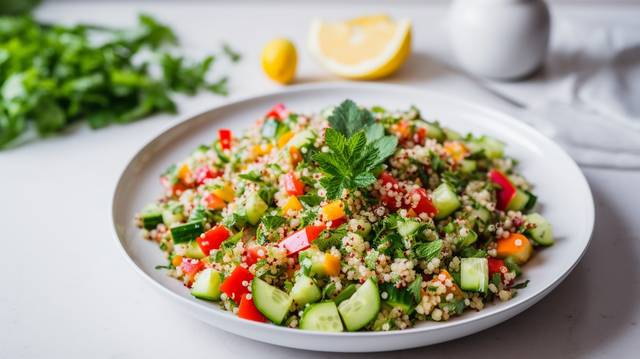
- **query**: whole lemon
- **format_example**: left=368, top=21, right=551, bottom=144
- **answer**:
left=261, top=38, right=297, bottom=84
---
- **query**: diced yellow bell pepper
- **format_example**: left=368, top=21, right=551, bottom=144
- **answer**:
left=322, top=200, right=345, bottom=221
left=443, top=141, right=468, bottom=163
left=177, top=164, right=191, bottom=182
left=252, top=143, right=273, bottom=157
left=212, top=183, right=234, bottom=202
left=277, top=131, right=295, bottom=148
left=289, top=145, right=302, bottom=167
left=282, top=196, right=303, bottom=214
left=323, top=253, right=341, bottom=277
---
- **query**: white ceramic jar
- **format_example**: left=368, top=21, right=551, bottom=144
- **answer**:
left=449, top=0, right=551, bottom=80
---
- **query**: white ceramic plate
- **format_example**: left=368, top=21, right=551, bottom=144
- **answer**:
left=111, top=83, right=594, bottom=352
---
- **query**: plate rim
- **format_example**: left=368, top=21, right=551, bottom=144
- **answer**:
left=110, top=82, right=595, bottom=339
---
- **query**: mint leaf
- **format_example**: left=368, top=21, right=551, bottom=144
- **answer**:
left=371, top=135, right=398, bottom=166
left=364, top=123, right=385, bottom=142
left=328, top=99, right=374, bottom=137
left=352, top=172, right=376, bottom=187
left=414, top=240, right=443, bottom=262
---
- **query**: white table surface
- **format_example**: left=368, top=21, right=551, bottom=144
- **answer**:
left=2, top=1, right=639, bottom=358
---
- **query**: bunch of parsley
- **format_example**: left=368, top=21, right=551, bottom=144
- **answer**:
left=0, top=14, right=239, bottom=148
left=314, top=100, right=398, bottom=199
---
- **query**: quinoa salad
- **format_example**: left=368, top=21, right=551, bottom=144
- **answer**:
left=136, top=100, right=554, bottom=332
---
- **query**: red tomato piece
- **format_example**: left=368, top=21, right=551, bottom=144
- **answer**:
left=406, top=188, right=438, bottom=217
left=180, top=258, right=204, bottom=285
left=238, top=294, right=267, bottom=322
left=220, top=266, right=254, bottom=304
left=218, top=129, right=232, bottom=150
left=283, top=172, right=305, bottom=196
left=244, top=246, right=266, bottom=266
left=378, top=172, right=404, bottom=210
left=489, top=170, right=517, bottom=211
left=488, top=257, right=512, bottom=285
left=196, top=225, right=230, bottom=255
left=265, top=103, right=288, bottom=120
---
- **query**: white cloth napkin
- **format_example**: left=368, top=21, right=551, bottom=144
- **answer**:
left=485, top=21, right=640, bottom=168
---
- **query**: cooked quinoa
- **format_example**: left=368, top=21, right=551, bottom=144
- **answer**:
left=136, top=100, right=554, bottom=332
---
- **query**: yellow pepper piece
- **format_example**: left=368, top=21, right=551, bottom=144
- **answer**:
left=277, top=131, right=295, bottom=148
left=443, top=141, right=468, bottom=163
left=322, top=200, right=345, bottom=221
left=212, top=183, right=235, bottom=202
left=252, top=143, right=273, bottom=157
left=282, top=196, right=303, bottom=214
left=177, top=164, right=191, bottom=182
left=323, top=253, right=341, bottom=276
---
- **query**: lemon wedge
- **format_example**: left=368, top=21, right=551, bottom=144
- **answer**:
left=308, top=15, right=411, bottom=80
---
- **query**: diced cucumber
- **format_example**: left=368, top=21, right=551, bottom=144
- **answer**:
left=299, top=302, right=344, bottom=332
left=443, top=127, right=462, bottom=140
left=299, top=249, right=329, bottom=277
left=162, top=203, right=184, bottom=226
left=245, top=193, right=268, bottom=225
left=252, top=278, right=293, bottom=324
left=416, top=121, right=445, bottom=142
left=467, top=136, right=504, bottom=159
left=397, top=219, right=421, bottom=238
left=468, top=207, right=491, bottom=226
left=170, top=221, right=204, bottom=244
left=175, top=241, right=205, bottom=259
left=459, top=159, right=477, bottom=174
left=456, top=228, right=478, bottom=248
left=191, top=268, right=222, bottom=301
left=338, top=278, right=381, bottom=331
left=460, top=258, right=488, bottom=293
left=261, top=118, right=279, bottom=138
left=141, top=211, right=163, bottom=230
left=286, top=129, right=315, bottom=149
left=507, top=189, right=537, bottom=212
left=291, top=275, right=321, bottom=306
left=333, top=284, right=357, bottom=305
left=382, top=284, right=414, bottom=314
left=526, top=213, right=554, bottom=246
left=432, top=183, right=461, bottom=219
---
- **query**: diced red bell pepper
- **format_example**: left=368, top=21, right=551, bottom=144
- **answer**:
left=196, top=225, right=230, bottom=255
left=378, top=172, right=404, bottom=210
left=406, top=188, right=438, bottom=217
left=244, top=246, right=266, bottom=266
left=279, top=225, right=326, bottom=256
left=218, top=129, right=232, bottom=150
left=329, top=216, right=347, bottom=229
left=265, top=103, right=288, bottom=120
left=279, top=229, right=311, bottom=255
left=414, top=127, right=428, bottom=145
left=238, top=294, right=267, bottom=322
left=194, top=166, right=221, bottom=185
left=283, top=172, right=305, bottom=196
left=305, top=225, right=325, bottom=242
left=180, top=258, right=205, bottom=286
left=488, top=257, right=512, bottom=285
left=220, top=266, right=254, bottom=303
left=161, top=176, right=188, bottom=196
left=489, top=170, right=517, bottom=211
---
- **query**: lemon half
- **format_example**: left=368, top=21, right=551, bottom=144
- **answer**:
left=308, top=15, right=412, bottom=80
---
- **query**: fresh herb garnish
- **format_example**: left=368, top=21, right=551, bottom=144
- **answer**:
left=0, top=14, right=238, bottom=148
left=414, top=240, right=443, bottom=262
left=314, top=100, right=398, bottom=199
left=407, top=276, right=423, bottom=303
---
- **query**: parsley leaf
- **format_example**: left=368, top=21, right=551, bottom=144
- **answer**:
left=315, top=100, right=398, bottom=199
left=407, top=276, right=423, bottom=303
left=314, top=226, right=346, bottom=251
left=328, top=99, right=374, bottom=137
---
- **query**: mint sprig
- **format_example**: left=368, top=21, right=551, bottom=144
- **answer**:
left=315, top=100, right=398, bottom=199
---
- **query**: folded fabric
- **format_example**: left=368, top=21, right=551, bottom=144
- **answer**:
left=486, top=21, right=640, bottom=168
